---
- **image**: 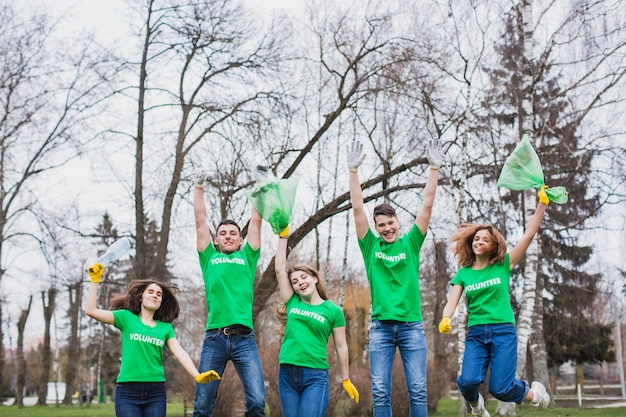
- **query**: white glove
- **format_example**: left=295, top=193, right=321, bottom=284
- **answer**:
left=427, top=140, right=444, bottom=169
left=346, top=141, right=366, bottom=172
left=255, top=165, right=270, bottom=182
left=194, top=169, right=207, bottom=188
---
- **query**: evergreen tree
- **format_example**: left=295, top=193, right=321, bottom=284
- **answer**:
left=481, top=8, right=615, bottom=379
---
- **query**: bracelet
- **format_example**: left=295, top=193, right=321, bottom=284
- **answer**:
left=194, top=184, right=204, bottom=189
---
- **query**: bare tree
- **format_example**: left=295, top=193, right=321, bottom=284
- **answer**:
left=62, top=281, right=83, bottom=405
left=11, top=296, right=33, bottom=408
left=36, top=288, right=57, bottom=405
left=0, top=2, right=118, bottom=390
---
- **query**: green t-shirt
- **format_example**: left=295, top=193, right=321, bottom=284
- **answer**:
left=113, top=309, right=175, bottom=383
left=198, top=242, right=260, bottom=330
left=279, top=294, right=346, bottom=370
left=358, top=224, right=426, bottom=321
left=450, top=254, right=515, bottom=327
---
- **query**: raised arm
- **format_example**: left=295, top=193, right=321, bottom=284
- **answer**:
left=193, top=170, right=213, bottom=252
left=85, top=263, right=115, bottom=325
left=247, top=207, right=262, bottom=251
left=415, top=141, right=442, bottom=234
left=347, top=141, right=369, bottom=240
left=509, top=201, right=547, bottom=268
left=275, top=233, right=294, bottom=303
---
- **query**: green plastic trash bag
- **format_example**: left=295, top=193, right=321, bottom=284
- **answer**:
left=497, top=135, right=568, bottom=204
left=246, top=176, right=300, bottom=234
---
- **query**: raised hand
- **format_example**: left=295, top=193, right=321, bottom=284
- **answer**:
left=427, top=139, right=444, bottom=170
left=346, top=141, right=366, bottom=172
left=88, top=263, right=104, bottom=283
left=194, top=169, right=207, bottom=188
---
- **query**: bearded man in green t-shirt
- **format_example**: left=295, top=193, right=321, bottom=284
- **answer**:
left=346, top=139, right=442, bottom=417
left=192, top=170, right=265, bottom=417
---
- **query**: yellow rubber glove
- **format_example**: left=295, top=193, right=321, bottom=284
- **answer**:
left=342, top=378, right=359, bottom=404
left=438, top=316, right=451, bottom=334
left=195, top=370, right=221, bottom=384
left=538, top=185, right=549, bottom=205
left=88, top=263, right=104, bottom=283
left=279, top=225, right=290, bottom=238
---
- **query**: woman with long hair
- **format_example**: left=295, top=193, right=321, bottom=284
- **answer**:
left=438, top=195, right=551, bottom=417
left=274, top=227, right=359, bottom=416
left=86, top=263, right=219, bottom=417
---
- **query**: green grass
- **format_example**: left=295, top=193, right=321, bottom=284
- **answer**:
left=0, top=400, right=185, bottom=416
left=1, top=397, right=624, bottom=416
left=431, top=397, right=626, bottom=417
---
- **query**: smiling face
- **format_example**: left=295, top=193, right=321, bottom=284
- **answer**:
left=375, top=214, right=400, bottom=244
left=289, top=269, right=320, bottom=299
left=472, top=229, right=495, bottom=258
left=141, top=283, right=163, bottom=312
left=215, top=223, right=243, bottom=254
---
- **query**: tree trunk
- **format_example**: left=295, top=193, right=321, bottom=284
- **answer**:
left=575, top=362, right=584, bottom=391
left=12, top=296, right=33, bottom=407
left=456, top=296, right=468, bottom=417
left=37, top=288, right=57, bottom=406
left=496, top=1, right=536, bottom=416
left=63, top=283, right=82, bottom=405
left=429, top=241, right=450, bottom=412
left=529, top=268, right=553, bottom=404
left=133, top=0, right=156, bottom=281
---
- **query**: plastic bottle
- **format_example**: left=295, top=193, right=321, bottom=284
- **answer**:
left=96, top=237, right=131, bottom=267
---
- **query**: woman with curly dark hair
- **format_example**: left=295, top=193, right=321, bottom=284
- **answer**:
left=85, top=263, right=219, bottom=417
left=438, top=196, right=551, bottom=417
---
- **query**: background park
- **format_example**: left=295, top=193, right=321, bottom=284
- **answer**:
left=1, top=0, right=625, bottom=416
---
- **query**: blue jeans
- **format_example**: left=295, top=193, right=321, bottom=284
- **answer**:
left=193, top=330, right=265, bottom=417
left=458, top=324, right=529, bottom=404
left=278, top=364, right=329, bottom=417
left=369, top=320, right=428, bottom=417
left=115, top=382, right=166, bottom=417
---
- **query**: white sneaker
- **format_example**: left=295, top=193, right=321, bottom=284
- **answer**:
left=470, top=393, right=490, bottom=417
left=530, top=381, right=550, bottom=408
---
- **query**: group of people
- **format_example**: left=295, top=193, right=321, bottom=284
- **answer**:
left=85, top=139, right=553, bottom=417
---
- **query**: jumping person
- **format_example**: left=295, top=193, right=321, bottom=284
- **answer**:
left=192, top=170, right=266, bottom=417
left=438, top=194, right=551, bottom=417
left=346, top=139, right=442, bottom=417
left=85, top=263, right=219, bottom=417
left=274, top=227, right=359, bottom=416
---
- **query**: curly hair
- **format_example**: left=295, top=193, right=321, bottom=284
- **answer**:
left=110, top=279, right=180, bottom=323
left=450, top=223, right=507, bottom=267
left=275, top=264, right=329, bottom=337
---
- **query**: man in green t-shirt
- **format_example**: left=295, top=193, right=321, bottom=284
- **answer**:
left=346, top=139, right=442, bottom=417
left=192, top=170, right=265, bottom=417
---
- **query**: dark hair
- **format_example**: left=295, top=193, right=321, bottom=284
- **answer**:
left=276, top=264, right=330, bottom=336
left=110, top=279, right=180, bottom=323
left=216, top=219, right=241, bottom=235
left=373, top=203, right=397, bottom=220
left=450, top=224, right=507, bottom=267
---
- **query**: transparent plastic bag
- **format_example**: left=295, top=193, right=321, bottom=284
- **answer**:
left=246, top=176, right=300, bottom=234
left=497, top=135, right=568, bottom=204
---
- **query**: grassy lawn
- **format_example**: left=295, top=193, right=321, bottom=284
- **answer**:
left=1, top=397, right=624, bottom=416
left=0, top=400, right=185, bottom=416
